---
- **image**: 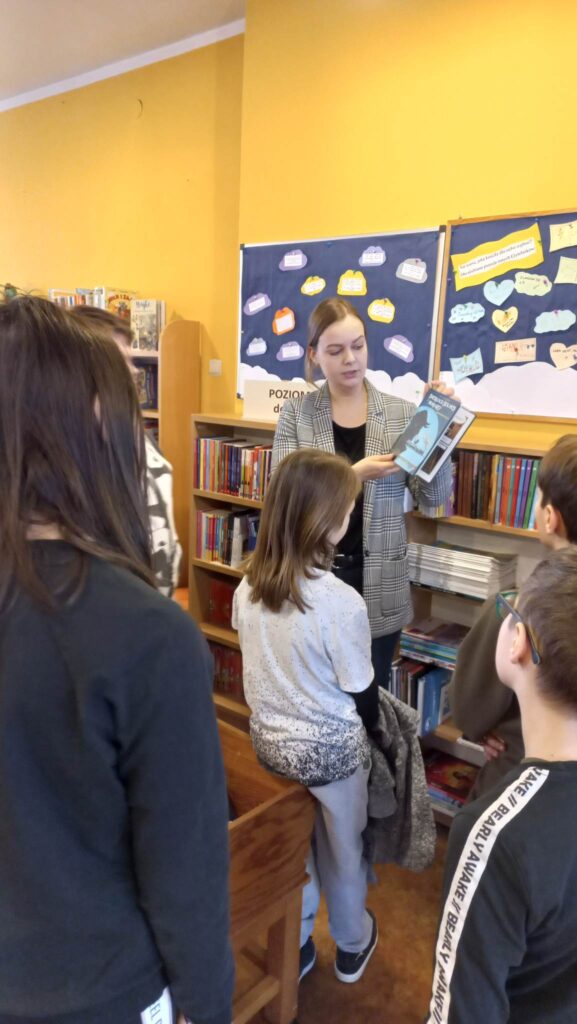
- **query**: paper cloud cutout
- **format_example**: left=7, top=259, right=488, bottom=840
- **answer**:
left=337, top=270, right=367, bottom=296
left=245, top=337, right=267, bottom=357
left=383, top=335, right=414, bottom=363
left=396, top=258, right=427, bottom=284
left=368, top=298, right=395, bottom=323
left=276, top=341, right=304, bottom=362
left=514, top=272, right=552, bottom=297
left=301, top=275, right=326, bottom=296
left=244, top=292, right=271, bottom=316
left=272, top=307, right=296, bottom=335
left=279, top=249, right=307, bottom=271
left=483, top=279, right=515, bottom=306
left=449, top=302, right=485, bottom=324
left=535, top=310, right=577, bottom=334
left=359, top=245, right=386, bottom=268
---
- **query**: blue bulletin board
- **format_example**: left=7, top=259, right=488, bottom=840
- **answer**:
left=436, top=210, right=577, bottom=418
left=238, top=230, right=443, bottom=399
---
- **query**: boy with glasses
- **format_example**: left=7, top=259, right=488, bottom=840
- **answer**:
left=427, top=548, right=577, bottom=1024
left=449, top=434, right=577, bottom=796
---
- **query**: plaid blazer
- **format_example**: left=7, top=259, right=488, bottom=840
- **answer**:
left=271, top=381, right=452, bottom=637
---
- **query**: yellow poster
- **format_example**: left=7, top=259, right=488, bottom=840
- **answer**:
left=451, top=223, right=543, bottom=291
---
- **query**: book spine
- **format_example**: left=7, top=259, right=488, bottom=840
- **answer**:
left=513, top=458, right=528, bottom=528
left=523, top=459, right=540, bottom=530
left=499, top=457, right=513, bottom=525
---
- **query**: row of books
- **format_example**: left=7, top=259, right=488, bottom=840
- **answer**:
left=194, top=436, right=272, bottom=501
left=400, top=617, right=469, bottom=670
left=135, top=365, right=158, bottom=410
left=390, top=659, right=452, bottom=736
left=409, top=540, right=517, bottom=599
left=48, top=288, right=166, bottom=350
left=455, top=451, right=541, bottom=528
left=196, top=509, right=259, bottom=567
left=424, top=750, right=479, bottom=810
left=208, top=641, right=244, bottom=701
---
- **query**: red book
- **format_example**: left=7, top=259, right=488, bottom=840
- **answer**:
left=424, top=751, right=478, bottom=806
left=499, top=456, right=513, bottom=525
left=207, top=578, right=238, bottom=628
left=507, top=457, right=522, bottom=526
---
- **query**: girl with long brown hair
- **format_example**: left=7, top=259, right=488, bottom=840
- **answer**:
left=0, top=297, right=233, bottom=1024
left=233, top=448, right=379, bottom=986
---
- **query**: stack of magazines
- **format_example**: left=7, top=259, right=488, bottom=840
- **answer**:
left=400, top=618, right=469, bottom=670
left=409, top=540, right=517, bottom=599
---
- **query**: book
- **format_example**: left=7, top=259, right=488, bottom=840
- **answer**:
left=48, top=288, right=77, bottom=307
left=523, top=460, right=541, bottom=529
left=418, top=666, right=452, bottom=736
left=393, top=390, right=474, bottom=481
left=92, top=287, right=137, bottom=319
left=424, top=751, right=479, bottom=807
left=131, top=298, right=166, bottom=351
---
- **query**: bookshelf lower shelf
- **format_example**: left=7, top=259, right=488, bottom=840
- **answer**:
left=193, top=488, right=263, bottom=509
left=412, top=512, right=537, bottom=538
left=200, top=622, right=240, bottom=649
left=192, top=557, right=243, bottom=579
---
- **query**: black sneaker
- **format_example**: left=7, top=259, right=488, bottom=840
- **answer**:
left=334, top=911, right=378, bottom=984
left=299, top=937, right=316, bottom=981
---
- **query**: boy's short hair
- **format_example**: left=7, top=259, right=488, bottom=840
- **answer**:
left=517, top=547, right=577, bottom=713
left=538, top=434, right=577, bottom=542
left=69, top=305, right=133, bottom=345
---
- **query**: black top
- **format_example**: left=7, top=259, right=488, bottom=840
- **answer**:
left=427, top=759, right=577, bottom=1024
left=332, top=421, right=365, bottom=560
left=0, top=542, right=233, bottom=1024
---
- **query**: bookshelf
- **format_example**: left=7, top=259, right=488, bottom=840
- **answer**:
left=189, top=416, right=549, bottom=811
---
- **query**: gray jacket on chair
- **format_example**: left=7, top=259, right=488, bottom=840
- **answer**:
left=271, top=381, right=452, bottom=637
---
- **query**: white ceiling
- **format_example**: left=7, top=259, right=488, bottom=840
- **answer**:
left=1, top=0, right=246, bottom=107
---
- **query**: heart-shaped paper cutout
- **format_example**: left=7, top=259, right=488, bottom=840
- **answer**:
left=492, top=307, right=518, bottom=333
left=484, top=279, right=515, bottom=306
left=550, top=342, right=577, bottom=370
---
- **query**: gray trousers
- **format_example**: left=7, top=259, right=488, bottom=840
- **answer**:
left=301, top=760, right=373, bottom=953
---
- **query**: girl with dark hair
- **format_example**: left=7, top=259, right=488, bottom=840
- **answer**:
left=233, top=449, right=378, bottom=986
left=273, top=296, right=453, bottom=691
left=0, top=297, right=233, bottom=1024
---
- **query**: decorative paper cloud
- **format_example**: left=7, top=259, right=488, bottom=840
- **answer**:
left=535, top=310, right=577, bottom=334
left=483, top=279, right=515, bottom=306
left=244, top=292, right=271, bottom=316
left=396, top=258, right=427, bottom=284
left=492, top=307, right=518, bottom=333
left=301, top=275, right=326, bottom=296
left=276, top=341, right=304, bottom=362
left=449, top=302, right=485, bottom=324
left=245, top=337, right=267, bottom=357
left=272, top=308, right=296, bottom=335
left=368, top=298, right=395, bottom=323
left=383, top=335, right=414, bottom=362
left=450, top=348, right=484, bottom=383
left=514, top=272, right=552, bottom=297
left=337, top=270, right=367, bottom=296
left=279, top=249, right=308, bottom=271
left=359, top=245, right=386, bottom=268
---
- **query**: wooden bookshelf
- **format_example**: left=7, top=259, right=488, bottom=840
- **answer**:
left=189, top=415, right=275, bottom=728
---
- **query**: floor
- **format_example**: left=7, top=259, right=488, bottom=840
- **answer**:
left=255, top=827, right=448, bottom=1024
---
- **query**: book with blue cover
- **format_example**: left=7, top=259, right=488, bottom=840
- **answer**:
left=392, top=389, right=474, bottom=481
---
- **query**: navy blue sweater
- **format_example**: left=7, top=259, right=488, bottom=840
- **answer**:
left=0, top=542, right=233, bottom=1024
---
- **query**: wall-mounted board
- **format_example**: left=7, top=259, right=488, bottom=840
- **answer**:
left=238, top=230, right=443, bottom=400
left=436, top=210, right=577, bottom=417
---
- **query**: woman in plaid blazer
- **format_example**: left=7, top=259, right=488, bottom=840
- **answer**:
left=272, top=297, right=453, bottom=686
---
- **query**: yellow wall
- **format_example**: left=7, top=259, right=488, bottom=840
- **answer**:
left=0, top=34, right=243, bottom=412
left=237, top=0, right=577, bottom=441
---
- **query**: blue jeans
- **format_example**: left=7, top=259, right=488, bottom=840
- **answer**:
left=371, top=630, right=401, bottom=690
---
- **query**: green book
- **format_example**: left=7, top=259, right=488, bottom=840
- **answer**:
left=522, top=459, right=540, bottom=530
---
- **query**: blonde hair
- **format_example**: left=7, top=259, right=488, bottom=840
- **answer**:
left=305, top=297, right=366, bottom=383
left=246, top=449, right=360, bottom=612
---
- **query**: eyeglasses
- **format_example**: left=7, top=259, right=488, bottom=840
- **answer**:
left=496, top=592, right=541, bottom=665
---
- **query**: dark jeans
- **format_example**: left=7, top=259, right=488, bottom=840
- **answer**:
left=371, top=630, right=401, bottom=691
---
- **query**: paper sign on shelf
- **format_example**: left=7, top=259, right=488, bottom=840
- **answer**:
left=550, top=219, right=577, bottom=253
left=550, top=342, right=577, bottom=370
left=494, top=338, right=536, bottom=364
left=451, top=223, right=543, bottom=291
left=554, top=256, right=577, bottom=285
left=243, top=379, right=317, bottom=420
left=492, top=307, right=518, bottom=333
left=449, top=348, right=484, bottom=383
